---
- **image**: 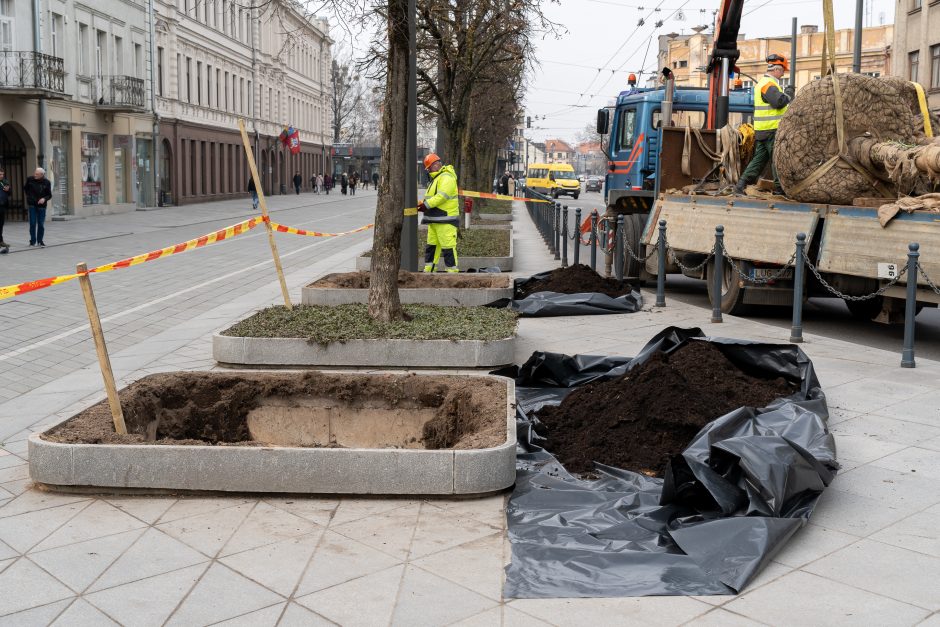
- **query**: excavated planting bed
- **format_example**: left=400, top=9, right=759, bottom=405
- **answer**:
left=536, top=341, right=796, bottom=477
left=518, top=264, right=635, bottom=298
left=30, top=371, right=517, bottom=494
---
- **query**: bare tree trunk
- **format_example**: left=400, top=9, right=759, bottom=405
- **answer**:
left=368, top=0, right=409, bottom=323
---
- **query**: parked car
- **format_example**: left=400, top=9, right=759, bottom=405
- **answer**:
left=578, top=175, right=585, bottom=182
left=585, top=176, right=603, bottom=192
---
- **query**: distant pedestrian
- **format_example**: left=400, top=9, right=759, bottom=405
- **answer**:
left=324, top=173, right=332, bottom=194
left=350, top=174, right=357, bottom=196
left=316, top=173, right=323, bottom=194
left=293, top=172, right=302, bottom=195
left=310, top=174, right=317, bottom=192
left=372, top=172, right=379, bottom=189
left=247, top=176, right=259, bottom=210
left=498, top=171, right=510, bottom=196
left=0, top=168, right=10, bottom=252
left=361, top=174, right=369, bottom=191
left=24, top=167, right=52, bottom=247
left=508, top=173, right=516, bottom=197
left=341, top=173, right=348, bottom=195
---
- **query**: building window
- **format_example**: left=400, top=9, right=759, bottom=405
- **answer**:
left=912, top=0, right=922, bottom=9
left=224, top=71, right=229, bottom=109
left=196, top=61, right=202, bottom=105
left=114, top=36, right=123, bottom=75
left=247, top=80, right=252, bottom=115
left=135, top=44, right=142, bottom=78
left=910, top=51, right=919, bottom=83
left=678, top=60, right=688, bottom=68
left=932, top=45, right=940, bottom=89
left=50, top=13, right=61, bottom=57
left=78, top=25, right=89, bottom=74
left=157, top=47, right=164, bottom=96
left=216, top=68, right=220, bottom=107
left=81, top=133, right=105, bottom=206
left=206, top=64, right=212, bottom=107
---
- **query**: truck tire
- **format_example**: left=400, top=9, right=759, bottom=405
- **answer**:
left=707, top=257, right=749, bottom=315
left=622, top=214, right=645, bottom=279
left=573, top=193, right=580, bottom=199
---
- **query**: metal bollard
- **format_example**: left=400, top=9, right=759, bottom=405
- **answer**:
left=590, top=210, right=598, bottom=271
left=711, top=225, right=724, bottom=323
left=562, top=206, right=569, bottom=267
left=790, top=233, right=806, bottom=343
left=615, top=215, right=625, bottom=281
left=573, top=208, right=581, bottom=266
left=901, top=242, right=919, bottom=368
left=554, top=203, right=562, bottom=260
left=656, top=220, right=667, bottom=307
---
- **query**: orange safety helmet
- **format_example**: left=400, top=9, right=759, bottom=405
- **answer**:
left=423, top=153, right=442, bottom=170
left=766, top=54, right=789, bottom=72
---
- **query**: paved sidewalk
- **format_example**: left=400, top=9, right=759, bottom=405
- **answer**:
left=0, top=200, right=938, bottom=625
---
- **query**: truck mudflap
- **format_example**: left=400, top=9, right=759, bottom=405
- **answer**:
left=817, top=206, right=940, bottom=303
left=642, top=195, right=821, bottom=265
left=607, top=188, right=654, bottom=214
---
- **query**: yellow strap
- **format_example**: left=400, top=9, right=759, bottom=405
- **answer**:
left=911, top=81, right=934, bottom=138
left=403, top=207, right=418, bottom=216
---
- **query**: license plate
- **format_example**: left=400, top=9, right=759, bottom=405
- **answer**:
left=751, top=268, right=793, bottom=281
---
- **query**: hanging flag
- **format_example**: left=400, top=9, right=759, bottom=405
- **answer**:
left=287, top=127, right=301, bottom=154
left=278, top=126, right=290, bottom=146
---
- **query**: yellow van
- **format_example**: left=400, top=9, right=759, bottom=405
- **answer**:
left=526, top=163, right=581, bottom=199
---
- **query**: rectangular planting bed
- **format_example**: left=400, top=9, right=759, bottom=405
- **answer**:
left=302, top=272, right=513, bottom=307
left=29, top=371, right=516, bottom=495
left=471, top=198, right=514, bottom=222
left=358, top=227, right=513, bottom=272
left=213, top=304, right=517, bottom=368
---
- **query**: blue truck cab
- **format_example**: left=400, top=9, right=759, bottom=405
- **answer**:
left=598, top=86, right=753, bottom=214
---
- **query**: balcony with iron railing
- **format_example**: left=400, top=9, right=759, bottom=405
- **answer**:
left=0, top=50, right=67, bottom=98
left=96, top=75, right=146, bottom=112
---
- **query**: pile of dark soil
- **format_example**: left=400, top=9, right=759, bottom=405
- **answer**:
left=311, top=271, right=509, bottom=289
left=518, top=264, right=635, bottom=298
left=536, top=341, right=795, bottom=476
left=43, top=372, right=506, bottom=449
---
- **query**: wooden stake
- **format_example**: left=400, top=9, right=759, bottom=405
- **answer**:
left=76, top=263, right=127, bottom=435
left=238, top=119, right=293, bottom=309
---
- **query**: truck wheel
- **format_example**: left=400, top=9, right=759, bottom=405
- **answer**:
left=707, top=257, right=749, bottom=315
left=622, top=214, right=645, bottom=279
left=573, top=193, right=580, bottom=199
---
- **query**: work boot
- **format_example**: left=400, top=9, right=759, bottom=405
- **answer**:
left=731, top=182, right=747, bottom=197
left=772, top=186, right=786, bottom=196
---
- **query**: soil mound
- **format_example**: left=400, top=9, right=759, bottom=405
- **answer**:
left=312, top=271, right=508, bottom=289
left=536, top=341, right=795, bottom=476
left=45, top=372, right=506, bottom=450
left=518, top=264, right=634, bottom=298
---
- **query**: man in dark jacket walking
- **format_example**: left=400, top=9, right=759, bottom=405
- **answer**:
left=293, top=172, right=302, bottom=195
left=0, top=168, right=10, bottom=252
left=24, top=167, right=52, bottom=247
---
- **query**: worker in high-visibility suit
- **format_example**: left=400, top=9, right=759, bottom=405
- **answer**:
left=417, top=153, right=460, bottom=272
left=733, top=54, right=795, bottom=196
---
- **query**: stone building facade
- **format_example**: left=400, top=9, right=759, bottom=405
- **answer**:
left=154, top=0, right=332, bottom=205
left=659, top=24, right=893, bottom=91
left=0, top=0, right=155, bottom=219
left=892, top=0, right=940, bottom=113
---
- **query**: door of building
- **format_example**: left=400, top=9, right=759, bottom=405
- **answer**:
left=0, top=123, right=26, bottom=221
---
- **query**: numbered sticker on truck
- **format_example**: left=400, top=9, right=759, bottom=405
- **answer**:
left=877, top=263, right=899, bottom=279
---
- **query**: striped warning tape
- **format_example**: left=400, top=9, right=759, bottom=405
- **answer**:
left=459, top=189, right=551, bottom=203
left=0, top=214, right=376, bottom=302
left=0, top=215, right=262, bottom=301
left=269, top=222, right=374, bottom=237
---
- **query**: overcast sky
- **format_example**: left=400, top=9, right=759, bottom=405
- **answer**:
left=322, top=0, right=896, bottom=146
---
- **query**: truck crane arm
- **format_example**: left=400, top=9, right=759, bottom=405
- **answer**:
left=705, top=0, right=745, bottom=130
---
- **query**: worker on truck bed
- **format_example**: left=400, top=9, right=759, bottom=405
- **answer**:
left=733, top=54, right=795, bottom=196
left=418, top=153, right=460, bottom=273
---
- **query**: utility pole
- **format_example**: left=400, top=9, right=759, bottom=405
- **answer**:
left=32, top=0, right=46, bottom=168
left=401, top=0, right=418, bottom=271
left=148, top=0, right=160, bottom=207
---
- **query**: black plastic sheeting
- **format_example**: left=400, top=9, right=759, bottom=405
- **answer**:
left=496, top=327, right=838, bottom=598
left=486, top=271, right=643, bottom=317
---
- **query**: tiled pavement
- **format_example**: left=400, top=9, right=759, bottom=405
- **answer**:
left=1, top=197, right=939, bottom=625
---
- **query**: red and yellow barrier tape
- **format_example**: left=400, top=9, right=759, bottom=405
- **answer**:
left=459, top=189, right=550, bottom=203
left=0, top=214, right=373, bottom=302
left=269, top=221, right=374, bottom=237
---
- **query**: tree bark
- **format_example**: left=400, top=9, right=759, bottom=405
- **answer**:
left=368, top=0, right=409, bottom=323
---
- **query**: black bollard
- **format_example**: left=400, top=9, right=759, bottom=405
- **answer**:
left=711, top=225, right=724, bottom=323
left=562, top=206, right=569, bottom=267
left=573, top=208, right=581, bottom=266
left=589, top=210, right=598, bottom=271
left=790, top=233, right=806, bottom=343
left=656, top=220, right=667, bottom=307
left=901, top=242, right=920, bottom=368
left=615, top=215, right=625, bottom=281
left=554, top=203, right=562, bottom=260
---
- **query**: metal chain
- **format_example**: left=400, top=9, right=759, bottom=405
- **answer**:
left=916, top=261, right=940, bottom=296
left=717, top=241, right=798, bottom=286
left=668, top=245, right=714, bottom=273
left=623, top=236, right=659, bottom=263
left=804, top=255, right=908, bottom=301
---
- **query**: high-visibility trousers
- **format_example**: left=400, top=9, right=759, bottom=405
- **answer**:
left=423, top=223, right=459, bottom=272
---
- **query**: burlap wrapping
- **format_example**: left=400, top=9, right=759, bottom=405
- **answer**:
left=775, top=74, right=924, bottom=204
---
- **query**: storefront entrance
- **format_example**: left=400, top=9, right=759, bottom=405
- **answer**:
left=0, top=122, right=30, bottom=221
